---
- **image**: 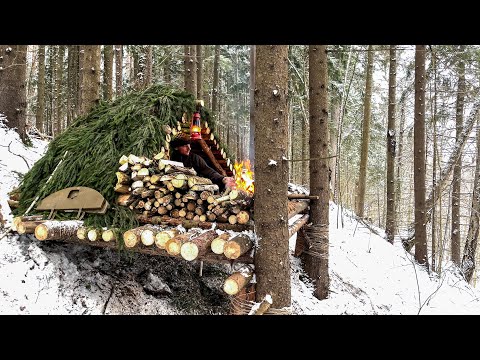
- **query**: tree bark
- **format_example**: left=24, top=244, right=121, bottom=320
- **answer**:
left=79, top=45, right=101, bottom=115
left=386, top=45, right=397, bottom=244
left=451, top=45, right=465, bottom=265
left=103, top=45, right=114, bottom=100
left=414, top=45, right=427, bottom=266
left=36, top=45, right=46, bottom=132
left=196, top=45, right=203, bottom=99
left=253, top=45, right=290, bottom=308
left=356, top=45, right=374, bottom=218
left=249, top=45, right=256, bottom=167
left=184, top=45, right=196, bottom=96
left=115, top=45, right=123, bottom=97
left=0, top=45, right=28, bottom=142
left=306, top=44, right=330, bottom=300
left=461, top=115, right=480, bottom=283
left=211, top=45, right=220, bottom=118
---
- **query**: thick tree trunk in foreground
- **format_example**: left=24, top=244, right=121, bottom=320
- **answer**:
left=253, top=45, right=290, bottom=308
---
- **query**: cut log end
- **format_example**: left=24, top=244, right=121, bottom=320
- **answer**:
left=87, top=229, right=101, bottom=242
left=102, top=229, right=116, bottom=242
left=77, top=227, right=87, bottom=240
left=34, top=224, right=48, bottom=241
left=141, top=230, right=155, bottom=246
left=224, top=242, right=241, bottom=259
left=180, top=242, right=199, bottom=261
left=123, top=230, right=139, bottom=248
left=223, top=279, right=240, bottom=296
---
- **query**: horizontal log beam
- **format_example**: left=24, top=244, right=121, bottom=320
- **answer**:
left=287, top=200, right=309, bottom=220
left=287, top=194, right=318, bottom=200
left=136, top=215, right=253, bottom=231
left=43, top=234, right=253, bottom=264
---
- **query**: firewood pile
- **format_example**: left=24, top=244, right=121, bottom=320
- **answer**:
left=114, top=152, right=254, bottom=227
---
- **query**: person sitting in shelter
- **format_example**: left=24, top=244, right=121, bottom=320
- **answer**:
left=170, top=134, right=236, bottom=192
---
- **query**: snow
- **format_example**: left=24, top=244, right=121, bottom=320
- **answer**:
left=1, top=120, right=480, bottom=315
left=268, top=159, right=277, bottom=166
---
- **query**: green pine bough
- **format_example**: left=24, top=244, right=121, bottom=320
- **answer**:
left=14, top=84, right=213, bottom=234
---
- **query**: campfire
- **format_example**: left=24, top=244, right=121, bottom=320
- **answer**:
left=234, top=160, right=254, bottom=195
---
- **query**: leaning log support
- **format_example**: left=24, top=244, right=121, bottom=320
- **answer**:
left=288, top=214, right=309, bottom=238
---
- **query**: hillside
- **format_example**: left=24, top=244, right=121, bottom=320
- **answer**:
left=1, top=121, right=479, bottom=315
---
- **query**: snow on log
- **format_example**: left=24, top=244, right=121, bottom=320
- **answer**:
left=34, top=220, right=84, bottom=241
left=136, top=214, right=253, bottom=231
left=223, top=265, right=254, bottom=295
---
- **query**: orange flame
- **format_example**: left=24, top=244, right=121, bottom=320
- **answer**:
left=234, top=160, right=254, bottom=194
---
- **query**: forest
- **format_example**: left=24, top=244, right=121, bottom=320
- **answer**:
left=0, top=45, right=479, bottom=313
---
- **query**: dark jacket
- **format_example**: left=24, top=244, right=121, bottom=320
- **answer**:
left=171, top=151, right=225, bottom=190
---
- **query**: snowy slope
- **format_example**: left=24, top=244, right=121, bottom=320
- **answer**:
left=1, top=118, right=479, bottom=315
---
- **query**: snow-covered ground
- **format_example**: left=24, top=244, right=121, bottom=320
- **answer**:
left=1, top=116, right=479, bottom=315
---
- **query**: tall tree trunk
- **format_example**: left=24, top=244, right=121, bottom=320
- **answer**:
left=451, top=45, right=465, bottom=266
left=431, top=48, right=438, bottom=272
left=249, top=45, right=256, bottom=167
left=103, top=45, right=113, bottom=100
left=36, top=45, right=46, bottom=133
left=306, top=45, right=330, bottom=300
left=0, top=45, right=28, bottom=142
left=356, top=45, right=374, bottom=218
left=254, top=45, right=290, bottom=309
left=396, top=103, right=405, bottom=216
left=386, top=45, right=397, bottom=244
left=80, top=45, right=101, bottom=115
left=77, top=45, right=85, bottom=115
left=196, top=45, right=203, bottom=99
left=115, top=45, right=123, bottom=97
left=461, top=115, right=480, bottom=283
left=184, top=45, right=196, bottom=96
left=211, top=45, right=220, bottom=119
left=414, top=45, right=427, bottom=266
left=55, top=45, right=65, bottom=135
left=145, top=45, right=153, bottom=87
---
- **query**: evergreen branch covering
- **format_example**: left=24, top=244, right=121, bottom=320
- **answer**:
left=14, top=84, right=212, bottom=231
